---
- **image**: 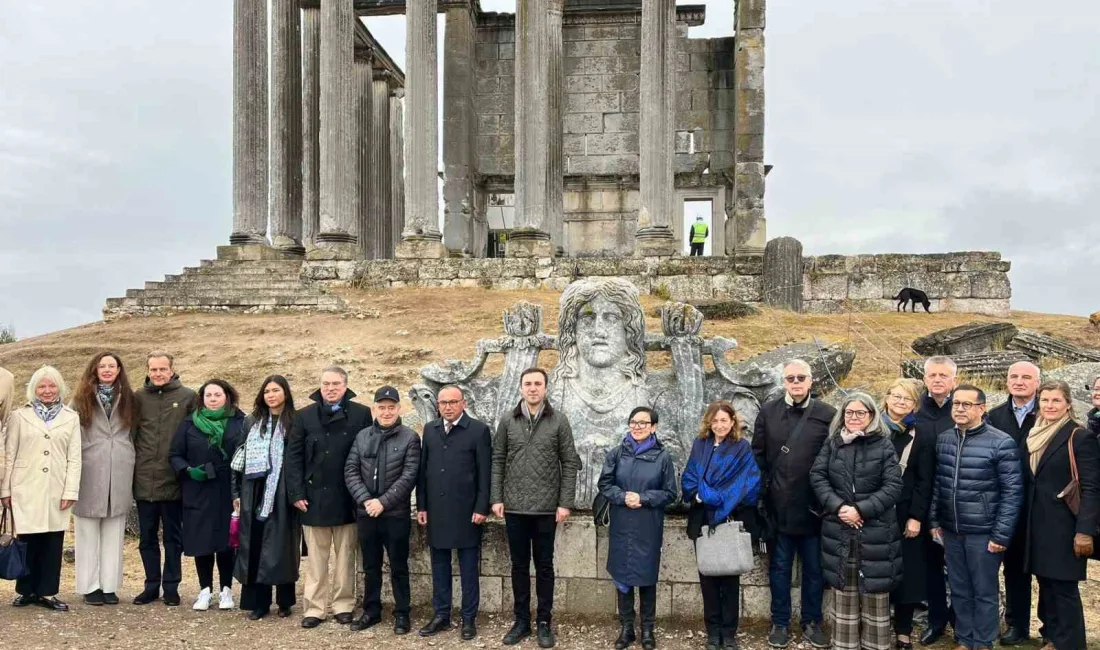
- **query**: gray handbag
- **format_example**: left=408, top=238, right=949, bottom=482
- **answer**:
left=695, top=520, right=754, bottom=577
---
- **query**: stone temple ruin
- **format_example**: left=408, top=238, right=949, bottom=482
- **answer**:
left=105, top=0, right=1014, bottom=320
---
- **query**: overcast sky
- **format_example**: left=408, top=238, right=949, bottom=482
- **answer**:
left=1, top=0, right=1096, bottom=338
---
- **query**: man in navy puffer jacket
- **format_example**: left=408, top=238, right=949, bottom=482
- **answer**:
left=930, top=384, right=1023, bottom=650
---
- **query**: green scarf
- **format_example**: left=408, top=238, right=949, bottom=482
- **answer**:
left=192, top=406, right=232, bottom=457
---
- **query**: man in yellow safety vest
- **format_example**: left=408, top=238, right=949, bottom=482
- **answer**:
left=689, top=216, right=708, bottom=256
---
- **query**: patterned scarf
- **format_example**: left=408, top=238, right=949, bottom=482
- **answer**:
left=231, top=416, right=285, bottom=521
left=97, top=383, right=115, bottom=419
left=32, top=399, right=63, bottom=423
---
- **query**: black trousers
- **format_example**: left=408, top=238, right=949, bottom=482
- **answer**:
left=505, top=513, right=557, bottom=624
left=15, top=531, right=64, bottom=598
left=894, top=603, right=916, bottom=636
left=689, top=243, right=704, bottom=256
left=617, top=585, right=657, bottom=626
left=136, top=500, right=183, bottom=595
left=195, top=550, right=235, bottom=591
left=359, top=515, right=411, bottom=618
left=239, top=518, right=296, bottom=611
left=1036, top=576, right=1085, bottom=650
left=431, top=545, right=481, bottom=622
left=1002, top=538, right=1032, bottom=635
left=700, top=573, right=740, bottom=639
left=924, top=535, right=953, bottom=629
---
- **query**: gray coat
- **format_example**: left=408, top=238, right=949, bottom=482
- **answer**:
left=491, top=401, right=582, bottom=515
left=73, top=397, right=135, bottom=519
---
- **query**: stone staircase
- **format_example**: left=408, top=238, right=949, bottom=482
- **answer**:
left=103, top=247, right=345, bottom=321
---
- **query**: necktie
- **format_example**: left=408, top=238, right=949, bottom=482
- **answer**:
left=444, top=422, right=453, bottom=435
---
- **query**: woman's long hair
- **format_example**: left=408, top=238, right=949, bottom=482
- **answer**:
left=250, top=375, right=296, bottom=431
left=697, top=400, right=744, bottom=441
left=72, top=352, right=135, bottom=428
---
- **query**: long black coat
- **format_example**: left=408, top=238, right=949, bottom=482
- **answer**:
left=885, top=417, right=935, bottom=604
left=810, top=431, right=903, bottom=594
left=285, top=389, right=373, bottom=527
left=232, top=416, right=301, bottom=587
left=751, top=397, right=836, bottom=536
left=169, top=411, right=245, bottom=557
left=417, top=413, right=492, bottom=549
left=913, top=392, right=954, bottom=441
left=987, top=399, right=1038, bottom=569
left=599, top=436, right=678, bottom=587
left=1022, top=421, right=1100, bottom=581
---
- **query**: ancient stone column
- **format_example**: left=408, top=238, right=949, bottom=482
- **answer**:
left=396, top=0, right=446, bottom=259
left=732, top=0, right=767, bottom=254
left=270, top=0, right=303, bottom=254
left=389, top=89, right=406, bottom=252
left=508, top=0, right=557, bottom=258
left=763, top=237, right=803, bottom=313
left=312, top=0, right=359, bottom=259
left=355, top=59, right=375, bottom=258
left=301, top=7, right=321, bottom=249
left=230, top=0, right=268, bottom=245
left=442, top=7, right=477, bottom=257
left=635, top=0, right=677, bottom=257
left=371, top=76, right=393, bottom=259
left=547, top=0, right=565, bottom=255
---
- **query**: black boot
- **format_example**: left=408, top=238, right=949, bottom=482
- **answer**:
left=640, top=625, right=656, bottom=650
left=615, top=623, right=636, bottom=649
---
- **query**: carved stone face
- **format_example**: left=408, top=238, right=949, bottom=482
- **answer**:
left=575, top=296, right=629, bottom=370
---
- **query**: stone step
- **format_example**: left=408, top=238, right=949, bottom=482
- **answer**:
left=129, top=287, right=335, bottom=299
left=180, top=266, right=303, bottom=277
left=145, top=280, right=308, bottom=291
left=109, top=295, right=344, bottom=308
left=208, top=258, right=303, bottom=269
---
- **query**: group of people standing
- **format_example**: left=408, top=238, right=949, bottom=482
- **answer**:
left=2, top=352, right=1100, bottom=650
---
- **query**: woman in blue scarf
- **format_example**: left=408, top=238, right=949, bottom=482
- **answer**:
left=598, top=406, right=678, bottom=650
left=681, top=400, right=761, bottom=650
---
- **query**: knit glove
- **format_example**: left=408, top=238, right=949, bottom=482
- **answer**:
left=187, top=466, right=209, bottom=482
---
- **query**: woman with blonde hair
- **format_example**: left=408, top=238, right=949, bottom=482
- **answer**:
left=681, top=401, right=761, bottom=650
left=879, top=379, right=935, bottom=649
left=71, top=352, right=136, bottom=606
left=0, top=366, right=82, bottom=611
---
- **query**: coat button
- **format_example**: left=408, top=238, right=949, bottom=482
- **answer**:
left=42, top=468, right=49, bottom=473
left=43, top=451, right=50, bottom=456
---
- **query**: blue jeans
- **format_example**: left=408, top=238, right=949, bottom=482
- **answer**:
left=768, top=533, right=824, bottom=627
left=943, top=531, right=1002, bottom=648
left=431, top=546, right=481, bottom=622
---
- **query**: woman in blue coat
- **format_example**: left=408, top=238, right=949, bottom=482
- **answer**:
left=681, top=401, right=761, bottom=650
left=598, top=406, right=678, bottom=650
left=169, top=378, right=245, bottom=612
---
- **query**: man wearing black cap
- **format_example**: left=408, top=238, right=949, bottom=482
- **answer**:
left=344, top=386, right=421, bottom=634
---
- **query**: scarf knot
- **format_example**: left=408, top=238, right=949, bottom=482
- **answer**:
left=193, top=406, right=232, bottom=457
left=32, top=399, right=63, bottom=424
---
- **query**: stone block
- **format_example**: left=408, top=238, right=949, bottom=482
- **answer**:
left=946, top=273, right=972, bottom=298
left=475, top=42, right=498, bottom=61
left=676, top=110, right=712, bottom=131
left=585, top=55, right=640, bottom=75
left=604, top=112, right=640, bottom=133
left=555, top=519, right=598, bottom=578
left=567, top=154, right=638, bottom=175
left=621, top=92, right=640, bottom=112
left=586, top=24, right=639, bottom=40
left=848, top=275, right=883, bottom=300
left=676, top=71, right=713, bottom=91
left=565, top=92, right=621, bottom=113
left=735, top=134, right=763, bottom=162
left=480, top=520, right=511, bottom=577
left=474, top=92, right=510, bottom=114
left=691, top=90, right=715, bottom=111
left=477, top=134, right=514, bottom=156
left=563, top=134, right=586, bottom=156
left=969, top=272, right=1012, bottom=299
left=670, top=582, right=705, bottom=620
left=660, top=525, right=701, bottom=584
left=739, top=0, right=766, bottom=29
left=563, top=56, right=586, bottom=76
left=475, top=76, right=500, bottom=95
left=690, top=53, right=714, bottom=71
left=565, top=112, right=604, bottom=134
left=563, top=577, right=617, bottom=614
left=742, top=555, right=771, bottom=587
left=586, top=132, right=639, bottom=155
left=808, top=274, right=848, bottom=300
left=565, top=74, right=602, bottom=94
left=475, top=58, right=514, bottom=78
left=564, top=39, right=621, bottom=58
left=499, top=43, right=514, bottom=60
left=676, top=52, right=691, bottom=73
left=937, top=298, right=1011, bottom=317
left=562, top=25, right=586, bottom=41
left=604, top=73, right=640, bottom=92
left=479, top=155, right=514, bottom=175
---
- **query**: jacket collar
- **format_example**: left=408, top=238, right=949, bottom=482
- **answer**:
left=511, top=399, right=555, bottom=419
left=434, top=412, right=467, bottom=430
left=310, top=388, right=357, bottom=407
left=922, top=391, right=952, bottom=413
left=955, top=421, right=988, bottom=437
left=144, top=375, right=183, bottom=393
left=18, top=403, right=77, bottom=431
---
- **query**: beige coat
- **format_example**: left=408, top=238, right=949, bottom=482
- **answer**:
left=0, top=405, right=82, bottom=535
left=73, top=399, right=135, bottom=519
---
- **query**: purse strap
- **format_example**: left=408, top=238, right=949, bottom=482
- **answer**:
left=1, top=506, right=15, bottom=538
left=1068, top=427, right=1080, bottom=484
left=768, top=399, right=814, bottom=486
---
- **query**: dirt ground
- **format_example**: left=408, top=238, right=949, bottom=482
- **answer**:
left=1, top=539, right=1099, bottom=649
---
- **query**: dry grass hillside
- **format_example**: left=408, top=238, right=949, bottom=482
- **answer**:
left=2, top=287, right=1097, bottom=405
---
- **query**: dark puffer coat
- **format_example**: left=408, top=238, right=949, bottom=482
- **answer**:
left=598, top=435, right=678, bottom=587
left=929, top=422, right=1023, bottom=547
left=810, top=431, right=904, bottom=594
left=344, top=419, right=421, bottom=518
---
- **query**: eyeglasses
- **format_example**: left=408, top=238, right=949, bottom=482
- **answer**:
left=886, top=394, right=915, bottom=404
left=437, top=400, right=463, bottom=407
left=784, top=374, right=809, bottom=383
left=952, top=401, right=985, bottom=410
left=843, top=410, right=870, bottom=418
left=628, top=420, right=653, bottom=428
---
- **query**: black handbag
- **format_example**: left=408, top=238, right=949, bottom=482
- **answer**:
left=592, top=492, right=611, bottom=527
left=0, top=506, right=29, bottom=581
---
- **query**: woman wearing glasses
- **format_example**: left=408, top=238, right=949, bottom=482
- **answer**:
left=682, top=401, right=761, bottom=650
left=810, top=392, right=903, bottom=650
left=598, top=406, right=678, bottom=650
left=879, top=379, right=935, bottom=649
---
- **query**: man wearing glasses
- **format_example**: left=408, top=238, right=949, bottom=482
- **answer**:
left=986, top=361, right=1041, bottom=645
left=752, top=359, right=837, bottom=649
left=930, top=384, right=1023, bottom=650
left=913, top=356, right=958, bottom=646
left=416, top=385, right=493, bottom=641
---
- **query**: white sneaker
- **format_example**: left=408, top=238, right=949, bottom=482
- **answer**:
left=193, top=587, right=212, bottom=611
left=218, top=586, right=234, bottom=611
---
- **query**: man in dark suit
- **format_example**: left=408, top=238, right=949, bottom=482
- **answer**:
left=986, top=361, right=1040, bottom=645
left=416, top=385, right=493, bottom=641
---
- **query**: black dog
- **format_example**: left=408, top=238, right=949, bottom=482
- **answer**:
left=894, top=287, right=931, bottom=312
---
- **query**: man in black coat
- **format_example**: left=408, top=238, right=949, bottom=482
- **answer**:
left=285, top=366, right=373, bottom=629
left=344, top=386, right=421, bottom=634
left=416, top=385, right=492, bottom=641
left=751, top=360, right=836, bottom=650
left=912, top=356, right=957, bottom=646
left=986, top=361, right=1040, bottom=645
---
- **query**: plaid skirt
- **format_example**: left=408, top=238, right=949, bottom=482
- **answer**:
left=833, top=559, right=892, bottom=650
